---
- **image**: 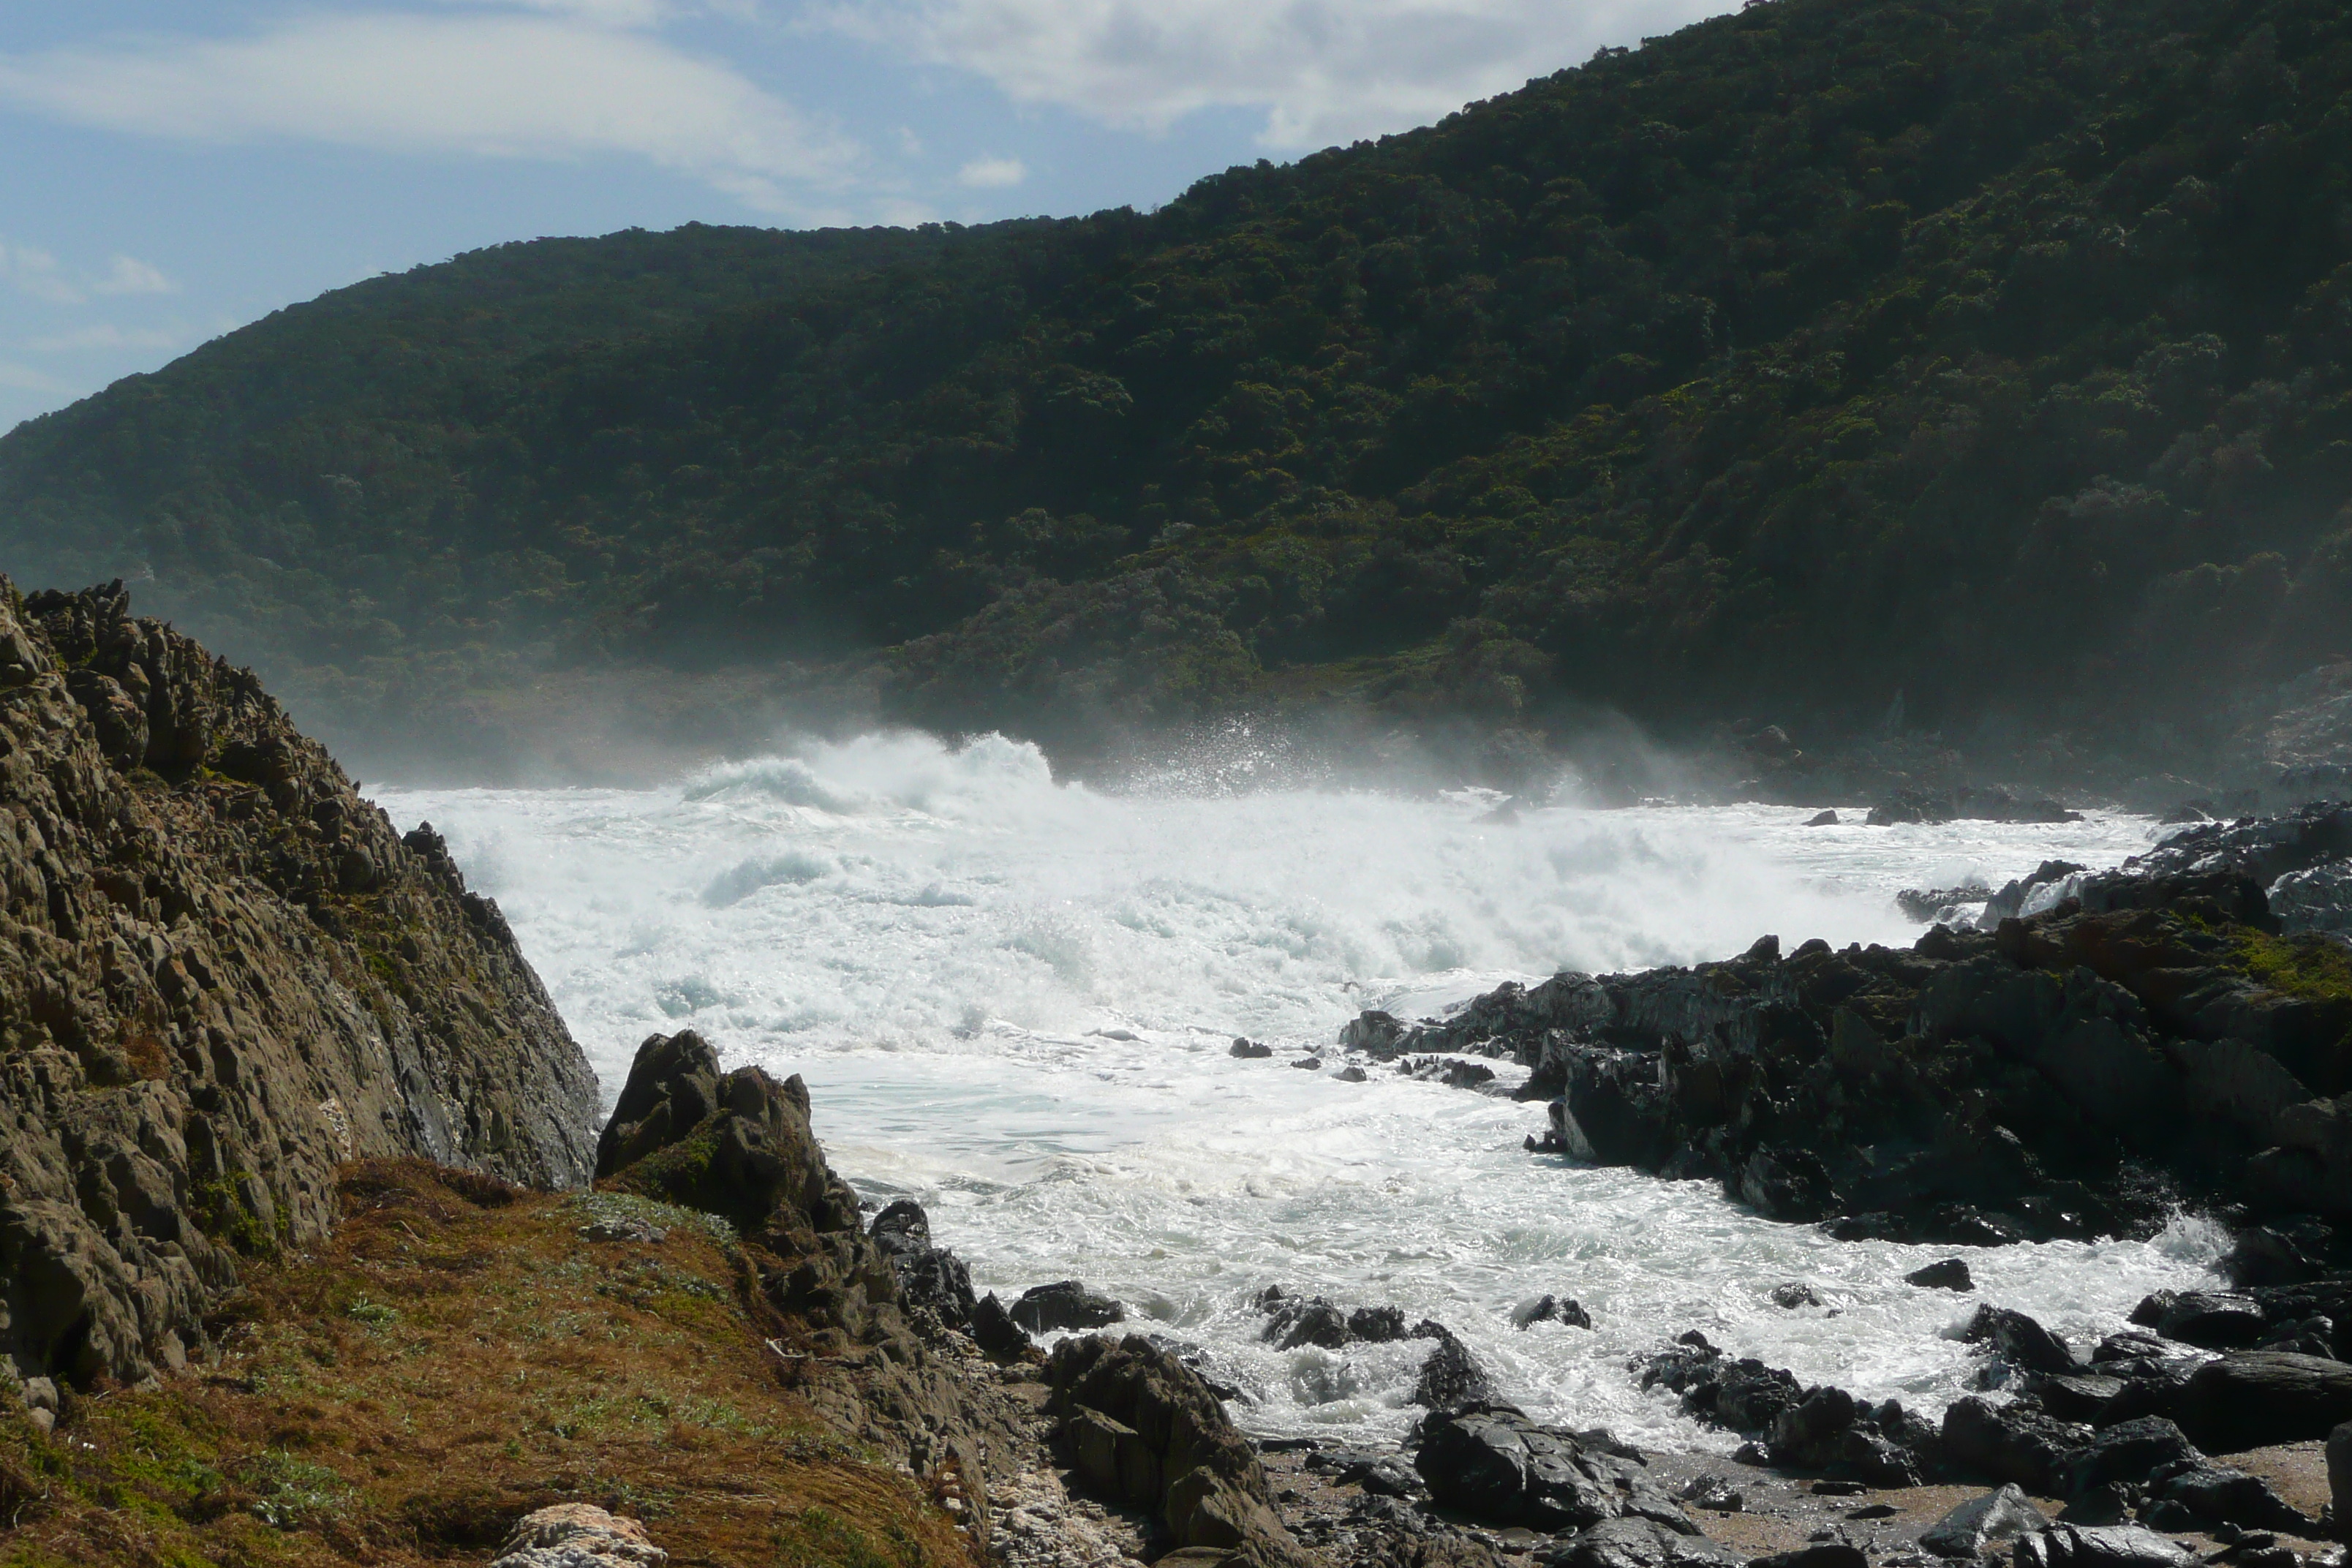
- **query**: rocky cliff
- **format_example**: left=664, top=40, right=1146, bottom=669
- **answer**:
left=0, top=579, right=598, bottom=1388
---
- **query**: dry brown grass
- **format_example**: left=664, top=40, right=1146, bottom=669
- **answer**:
left=0, top=1160, right=976, bottom=1568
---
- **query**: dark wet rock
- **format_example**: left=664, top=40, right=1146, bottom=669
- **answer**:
left=1415, top=1407, right=1616, bottom=1531
left=970, top=1291, right=1028, bottom=1356
left=1265, top=1295, right=1351, bottom=1350
left=1291, top=1056, right=1323, bottom=1069
left=1642, top=1337, right=1934, bottom=1485
left=1921, top=1484, right=2048, bottom=1558
left=1342, top=1011, right=1412, bottom=1060
left=1049, top=1333, right=1313, bottom=1567
left=1230, top=1037, right=1273, bottom=1058
left=2070, top=1417, right=2200, bottom=1495
left=1967, top=1305, right=2084, bottom=1376
left=1805, top=811, right=1839, bottom=827
left=1899, top=884, right=1993, bottom=923
left=866, top=1199, right=981, bottom=1337
left=1868, top=788, right=2083, bottom=827
left=1908, top=1259, right=1977, bottom=1292
left=1771, top=1283, right=1825, bottom=1309
left=1010, top=1280, right=1126, bottom=1333
left=1412, top=1326, right=1494, bottom=1409
left=1456, top=806, right=2352, bottom=1244
left=1942, top=1395, right=2093, bottom=1496
left=2145, top=1463, right=2320, bottom=1534
left=1349, top=1305, right=1409, bottom=1343
left=1337, top=1066, right=1371, bottom=1082
left=2179, top=1351, right=2352, bottom=1450
left=2026, top=1373, right=2127, bottom=1424
left=2014, top=1523, right=2194, bottom=1568
left=1518, top=1295, right=1594, bottom=1330
left=1539, top=1517, right=1739, bottom=1568
left=2153, top=1292, right=2269, bottom=1350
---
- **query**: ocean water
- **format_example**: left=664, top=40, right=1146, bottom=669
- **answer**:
left=376, top=731, right=2223, bottom=1451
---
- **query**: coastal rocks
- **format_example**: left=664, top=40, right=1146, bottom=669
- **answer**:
left=2178, top=1351, right=2352, bottom=1450
left=1047, top=1333, right=1313, bottom=1568
left=489, top=1503, right=666, bottom=1567
left=1866, top=788, right=2083, bottom=827
left=1411, top=1327, right=1493, bottom=1409
left=1921, top=1485, right=2047, bottom=1558
left=1539, top=1517, right=1738, bottom=1568
left=1907, top=1259, right=1976, bottom=1292
left=1232, top=1038, right=1274, bottom=1058
left=1450, top=815, right=2352, bottom=1245
left=867, top=1199, right=992, bottom=1344
left=0, top=579, right=600, bottom=1387
left=1967, top=1306, right=2085, bottom=1376
left=2014, top=1524, right=2194, bottom=1568
left=1012, top=1281, right=1126, bottom=1333
left=1940, top=1398, right=2093, bottom=1496
left=1518, top=1296, right=1595, bottom=1330
left=1412, top=1409, right=1631, bottom=1533
left=1640, top=1337, right=1937, bottom=1485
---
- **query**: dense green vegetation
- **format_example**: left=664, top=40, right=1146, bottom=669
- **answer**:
left=7, top=0, right=2352, bottom=763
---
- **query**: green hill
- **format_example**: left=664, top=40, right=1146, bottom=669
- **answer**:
left=8, top=0, right=2351, bottom=772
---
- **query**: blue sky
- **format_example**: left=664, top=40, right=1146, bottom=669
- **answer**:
left=0, top=0, right=1730, bottom=432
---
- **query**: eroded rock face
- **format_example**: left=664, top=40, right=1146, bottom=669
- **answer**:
left=1048, top=1333, right=1314, bottom=1568
left=0, top=580, right=599, bottom=1387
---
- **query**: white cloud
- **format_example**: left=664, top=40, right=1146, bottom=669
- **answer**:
left=822, top=0, right=1729, bottom=148
left=0, top=244, right=83, bottom=304
left=94, top=257, right=177, bottom=296
left=0, top=12, right=859, bottom=215
left=0, top=362, right=61, bottom=392
left=958, top=154, right=1025, bottom=186
left=28, top=324, right=183, bottom=354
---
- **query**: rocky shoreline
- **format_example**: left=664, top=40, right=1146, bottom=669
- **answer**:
left=7, top=576, right=2352, bottom=1568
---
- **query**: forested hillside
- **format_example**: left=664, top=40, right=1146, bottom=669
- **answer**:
left=6, top=0, right=2351, bottom=768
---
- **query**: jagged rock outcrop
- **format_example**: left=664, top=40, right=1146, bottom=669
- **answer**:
left=1350, top=809, right=2352, bottom=1245
left=0, top=579, right=599, bottom=1388
left=594, top=1028, right=1031, bottom=1505
left=1048, top=1332, right=1318, bottom=1568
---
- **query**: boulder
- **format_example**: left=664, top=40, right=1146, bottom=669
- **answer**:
left=1908, top=1259, right=1977, bottom=1292
left=597, top=1032, right=862, bottom=1242
left=1048, top=1335, right=1311, bottom=1567
left=2154, top=1292, right=2269, bottom=1350
left=2013, top=1525, right=2193, bottom=1568
left=1539, top=1518, right=1739, bottom=1568
left=2144, top=1463, right=2319, bottom=1534
left=1518, top=1295, right=1595, bottom=1330
left=1942, top=1395, right=2092, bottom=1496
left=1921, top=1485, right=2048, bottom=1558
left=1771, top=1284, right=1825, bottom=1309
left=1350, top=1305, right=1410, bottom=1343
left=1413, top=1327, right=1495, bottom=1409
left=2069, top=1417, right=2199, bottom=1495
left=866, top=1200, right=981, bottom=1337
left=1263, top=1294, right=1350, bottom=1350
left=970, top=1292, right=1030, bottom=1357
left=2179, top=1351, right=2352, bottom=1450
left=1968, top=1305, right=2083, bottom=1376
left=1011, top=1281, right=1126, bottom=1333
left=1229, top=1038, right=1273, bottom=1059
left=1414, top=1407, right=1616, bottom=1531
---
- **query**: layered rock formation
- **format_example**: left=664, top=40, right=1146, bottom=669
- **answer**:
left=1347, top=806, right=2352, bottom=1250
left=0, top=579, right=599, bottom=1387
left=594, top=1027, right=1033, bottom=1499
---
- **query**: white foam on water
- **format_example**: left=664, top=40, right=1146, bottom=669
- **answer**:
left=376, top=731, right=2219, bottom=1450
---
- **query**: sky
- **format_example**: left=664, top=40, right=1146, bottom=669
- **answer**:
left=0, top=0, right=1733, bottom=433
